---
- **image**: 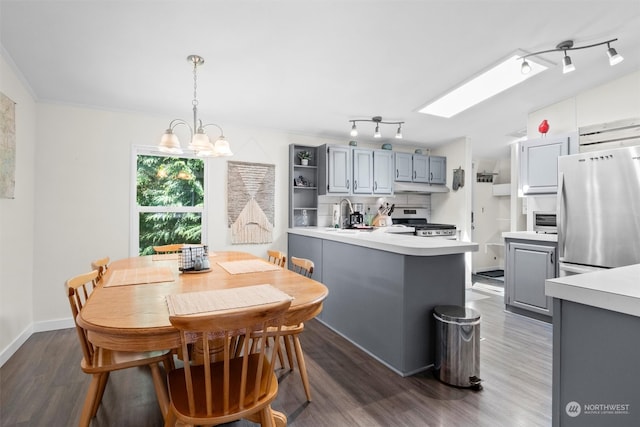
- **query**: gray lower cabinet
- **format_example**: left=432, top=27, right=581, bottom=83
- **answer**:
left=288, top=232, right=465, bottom=376
left=505, top=239, right=557, bottom=319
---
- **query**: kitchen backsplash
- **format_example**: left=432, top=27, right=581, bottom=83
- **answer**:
left=317, top=194, right=431, bottom=227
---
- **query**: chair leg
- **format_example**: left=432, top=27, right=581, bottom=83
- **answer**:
left=259, top=406, right=276, bottom=427
left=293, top=335, right=312, bottom=401
left=274, top=337, right=286, bottom=369
left=150, top=363, right=169, bottom=417
left=79, top=374, right=102, bottom=427
left=91, top=371, right=110, bottom=417
left=282, top=335, right=295, bottom=371
left=163, top=407, right=177, bottom=427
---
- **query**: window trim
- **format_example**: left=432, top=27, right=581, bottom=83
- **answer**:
left=130, top=145, right=209, bottom=256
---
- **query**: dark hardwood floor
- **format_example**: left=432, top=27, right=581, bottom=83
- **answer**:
left=1, top=280, right=552, bottom=426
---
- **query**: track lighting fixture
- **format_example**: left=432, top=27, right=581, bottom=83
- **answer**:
left=519, top=38, right=623, bottom=75
left=348, top=116, right=404, bottom=139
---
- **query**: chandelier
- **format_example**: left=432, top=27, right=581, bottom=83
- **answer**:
left=158, top=55, right=233, bottom=157
left=349, top=116, right=404, bottom=139
left=520, top=38, right=623, bottom=75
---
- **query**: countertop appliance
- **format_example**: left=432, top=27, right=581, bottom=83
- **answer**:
left=557, top=145, right=640, bottom=276
left=533, top=211, right=557, bottom=234
left=392, top=207, right=457, bottom=238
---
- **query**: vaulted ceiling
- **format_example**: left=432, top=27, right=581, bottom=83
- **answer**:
left=2, top=0, right=639, bottom=158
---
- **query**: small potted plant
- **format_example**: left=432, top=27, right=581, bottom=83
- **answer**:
left=297, top=150, right=312, bottom=166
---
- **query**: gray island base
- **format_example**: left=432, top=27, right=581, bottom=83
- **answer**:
left=288, top=228, right=478, bottom=376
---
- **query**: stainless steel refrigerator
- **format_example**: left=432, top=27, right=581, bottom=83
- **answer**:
left=557, top=145, right=640, bottom=276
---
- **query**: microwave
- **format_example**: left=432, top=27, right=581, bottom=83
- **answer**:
left=533, top=211, right=557, bottom=234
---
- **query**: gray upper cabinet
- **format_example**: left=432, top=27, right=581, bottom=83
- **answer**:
left=352, top=148, right=373, bottom=194
left=429, top=156, right=447, bottom=185
left=412, top=154, right=429, bottom=182
left=318, top=145, right=351, bottom=194
left=519, top=134, right=573, bottom=195
left=394, top=152, right=413, bottom=182
left=372, top=150, right=394, bottom=194
left=394, top=152, right=447, bottom=185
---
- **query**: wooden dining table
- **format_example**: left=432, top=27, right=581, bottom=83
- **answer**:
left=78, top=251, right=328, bottom=352
left=77, top=251, right=328, bottom=425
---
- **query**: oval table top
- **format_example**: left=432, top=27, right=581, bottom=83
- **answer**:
left=77, top=251, right=328, bottom=352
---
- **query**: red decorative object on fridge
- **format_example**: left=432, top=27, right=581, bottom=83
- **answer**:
left=538, top=119, right=550, bottom=136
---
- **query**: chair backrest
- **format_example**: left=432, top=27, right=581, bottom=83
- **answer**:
left=169, top=299, right=291, bottom=419
left=290, top=256, right=314, bottom=278
left=66, top=270, right=100, bottom=365
left=90, top=256, right=110, bottom=284
left=267, top=250, right=286, bottom=268
left=152, top=243, right=184, bottom=254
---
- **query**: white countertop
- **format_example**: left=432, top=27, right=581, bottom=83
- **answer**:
left=545, top=264, right=640, bottom=318
left=288, top=227, right=478, bottom=256
left=503, top=231, right=558, bottom=242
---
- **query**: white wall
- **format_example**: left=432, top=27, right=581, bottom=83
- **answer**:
left=30, top=103, right=345, bottom=330
left=0, top=53, right=37, bottom=366
left=430, top=137, right=474, bottom=286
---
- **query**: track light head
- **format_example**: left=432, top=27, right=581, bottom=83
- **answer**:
left=395, top=125, right=403, bottom=139
left=521, top=59, right=531, bottom=74
left=562, top=53, right=575, bottom=74
left=374, top=124, right=381, bottom=138
left=350, top=122, right=358, bottom=137
left=607, top=44, right=624, bottom=66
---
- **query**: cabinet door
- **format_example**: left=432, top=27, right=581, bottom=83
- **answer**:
left=373, top=150, right=394, bottom=194
left=412, top=154, right=429, bottom=182
left=352, top=148, right=373, bottom=194
left=327, top=145, right=351, bottom=193
left=429, top=156, right=447, bottom=184
left=507, top=242, right=555, bottom=316
left=519, top=135, right=570, bottom=195
left=394, top=152, right=413, bottom=182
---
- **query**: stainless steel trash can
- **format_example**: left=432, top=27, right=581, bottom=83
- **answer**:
left=433, top=305, right=482, bottom=389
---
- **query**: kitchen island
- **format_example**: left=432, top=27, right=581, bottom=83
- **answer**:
left=288, top=227, right=478, bottom=376
left=546, top=264, right=640, bottom=427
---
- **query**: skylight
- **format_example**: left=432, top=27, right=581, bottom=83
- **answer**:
left=418, top=53, right=548, bottom=118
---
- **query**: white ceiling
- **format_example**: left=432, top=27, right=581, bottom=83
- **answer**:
left=2, top=0, right=639, bottom=158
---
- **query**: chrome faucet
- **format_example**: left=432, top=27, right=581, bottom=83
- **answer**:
left=339, top=198, right=354, bottom=228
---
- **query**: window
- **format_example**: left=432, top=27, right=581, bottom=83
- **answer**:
left=132, top=147, right=208, bottom=255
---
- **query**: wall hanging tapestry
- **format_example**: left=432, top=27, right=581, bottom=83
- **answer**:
left=227, top=161, right=275, bottom=244
left=0, top=92, right=16, bottom=199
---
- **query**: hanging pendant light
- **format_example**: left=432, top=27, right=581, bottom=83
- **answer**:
left=159, top=55, right=232, bottom=157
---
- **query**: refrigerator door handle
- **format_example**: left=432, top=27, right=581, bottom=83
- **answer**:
left=557, top=172, right=565, bottom=260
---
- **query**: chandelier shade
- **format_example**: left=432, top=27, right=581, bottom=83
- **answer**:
left=159, top=55, right=232, bottom=157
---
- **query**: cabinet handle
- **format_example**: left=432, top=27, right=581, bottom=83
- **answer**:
left=396, top=169, right=399, bottom=178
left=374, top=181, right=377, bottom=190
left=347, top=179, right=350, bottom=190
left=550, top=252, right=554, bottom=264
left=354, top=180, right=357, bottom=190
left=413, top=171, right=417, bottom=179
left=430, top=172, right=433, bottom=180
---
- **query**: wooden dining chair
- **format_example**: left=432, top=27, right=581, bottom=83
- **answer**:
left=66, top=270, right=174, bottom=427
left=267, top=250, right=287, bottom=268
left=165, top=300, right=291, bottom=427
left=153, top=243, right=184, bottom=254
left=90, top=256, right=110, bottom=284
left=274, top=256, right=315, bottom=402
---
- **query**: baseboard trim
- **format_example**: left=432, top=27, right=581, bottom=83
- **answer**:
left=1, top=317, right=74, bottom=368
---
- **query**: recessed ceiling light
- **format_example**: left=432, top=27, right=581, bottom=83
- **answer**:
left=418, top=52, right=549, bottom=118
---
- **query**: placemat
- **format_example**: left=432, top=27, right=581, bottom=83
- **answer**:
left=166, top=284, right=293, bottom=316
left=104, top=266, right=175, bottom=287
left=217, top=259, right=281, bottom=275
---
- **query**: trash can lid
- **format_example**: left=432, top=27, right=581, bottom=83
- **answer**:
left=433, top=305, right=480, bottom=323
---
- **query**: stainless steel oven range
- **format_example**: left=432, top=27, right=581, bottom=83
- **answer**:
left=391, top=207, right=457, bottom=239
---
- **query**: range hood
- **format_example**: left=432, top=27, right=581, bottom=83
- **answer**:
left=393, top=182, right=450, bottom=194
